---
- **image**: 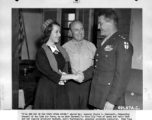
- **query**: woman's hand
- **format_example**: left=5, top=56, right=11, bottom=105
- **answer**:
left=60, top=72, right=84, bottom=83
left=73, top=74, right=79, bottom=80
left=58, top=70, right=67, bottom=85
left=58, top=81, right=65, bottom=85
left=59, top=70, right=67, bottom=82
left=59, top=70, right=67, bottom=75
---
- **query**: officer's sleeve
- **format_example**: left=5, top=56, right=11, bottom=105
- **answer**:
left=107, top=40, right=133, bottom=105
left=91, top=43, right=97, bottom=66
left=83, top=42, right=96, bottom=81
left=83, top=65, right=94, bottom=81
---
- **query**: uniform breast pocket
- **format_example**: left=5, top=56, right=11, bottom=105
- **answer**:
left=70, top=53, right=79, bottom=59
left=84, top=52, right=94, bottom=65
left=103, top=51, right=116, bottom=68
left=69, top=53, right=79, bottom=65
left=96, top=73, right=114, bottom=86
left=84, top=55, right=93, bottom=61
left=104, top=50, right=115, bottom=56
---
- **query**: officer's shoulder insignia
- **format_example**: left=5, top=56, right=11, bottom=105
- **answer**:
left=124, top=41, right=129, bottom=49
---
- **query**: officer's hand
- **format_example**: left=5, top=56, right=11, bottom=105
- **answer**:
left=104, top=101, right=114, bottom=110
left=74, top=72, right=84, bottom=83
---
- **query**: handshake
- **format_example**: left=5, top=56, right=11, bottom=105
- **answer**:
left=74, top=72, right=84, bottom=83
left=59, top=70, right=84, bottom=85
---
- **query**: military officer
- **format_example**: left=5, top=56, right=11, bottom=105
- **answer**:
left=83, top=9, right=133, bottom=110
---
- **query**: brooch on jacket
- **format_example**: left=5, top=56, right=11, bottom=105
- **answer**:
left=54, top=50, right=59, bottom=54
left=104, top=45, right=113, bottom=51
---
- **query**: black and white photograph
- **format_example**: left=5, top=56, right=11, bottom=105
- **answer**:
left=0, top=0, right=152, bottom=120
left=12, top=8, right=142, bottom=110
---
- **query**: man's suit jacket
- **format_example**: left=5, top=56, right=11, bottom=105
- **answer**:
left=84, top=32, right=133, bottom=109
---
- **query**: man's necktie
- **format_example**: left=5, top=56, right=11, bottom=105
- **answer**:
left=77, top=42, right=82, bottom=53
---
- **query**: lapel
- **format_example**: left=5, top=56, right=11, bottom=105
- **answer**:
left=42, top=43, right=70, bottom=74
left=56, top=44, right=70, bottom=62
left=102, top=32, right=118, bottom=48
left=42, top=44, right=59, bottom=74
left=56, top=44, right=70, bottom=73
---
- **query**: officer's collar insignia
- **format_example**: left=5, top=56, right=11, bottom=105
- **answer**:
left=119, top=34, right=126, bottom=39
left=104, top=45, right=113, bottom=51
left=124, top=42, right=129, bottom=49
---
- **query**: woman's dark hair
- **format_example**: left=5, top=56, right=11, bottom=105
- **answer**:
left=44, top=22, right=60, bottom=37
left=41, top=21, right=60, bottom=44
left=98, top=9, right=118, bottom=25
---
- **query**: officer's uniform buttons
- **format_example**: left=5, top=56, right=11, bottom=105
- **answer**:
left=131, top=92, right=134, bottom=96
left=94, top=70, right=96, bottom=74
left=96, top=59, right=98, bottom=62
left=95, top=65, right=97, bottom=68
left=106, top=55, right=108, bottom=57
left=96, top=54, right=99, bottom=56
left=108, top=83, right=111, bottom=85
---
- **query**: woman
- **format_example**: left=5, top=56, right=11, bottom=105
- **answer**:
left=33, top=19, right=79, bottom=109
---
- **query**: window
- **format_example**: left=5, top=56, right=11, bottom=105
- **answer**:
left=61, top=9, right=76, bottom=45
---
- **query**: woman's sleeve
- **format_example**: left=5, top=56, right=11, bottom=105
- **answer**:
left=62, top=61, right=72, bottom=74
left=36, top=49, right=61, bottom=84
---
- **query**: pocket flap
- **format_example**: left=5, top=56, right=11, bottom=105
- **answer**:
left=94, top=74, right=114, bottom=86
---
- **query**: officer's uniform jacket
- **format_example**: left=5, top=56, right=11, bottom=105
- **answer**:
left=87, top=31, right=133, bottom=109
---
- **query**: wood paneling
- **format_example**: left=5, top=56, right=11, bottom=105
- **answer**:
left=115, top=9, right=131, bottom=36
left=78, top=9, right=90, bottom=40
left=43, top=9, right=57, bottom=22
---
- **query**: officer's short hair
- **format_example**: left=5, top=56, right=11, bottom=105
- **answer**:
left=98, top=9, right=119, bottom=25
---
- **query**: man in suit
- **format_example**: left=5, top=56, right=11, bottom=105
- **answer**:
left=62, top=20, right=96, bottom=109
left=82, top=9, right=133, bottom=110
